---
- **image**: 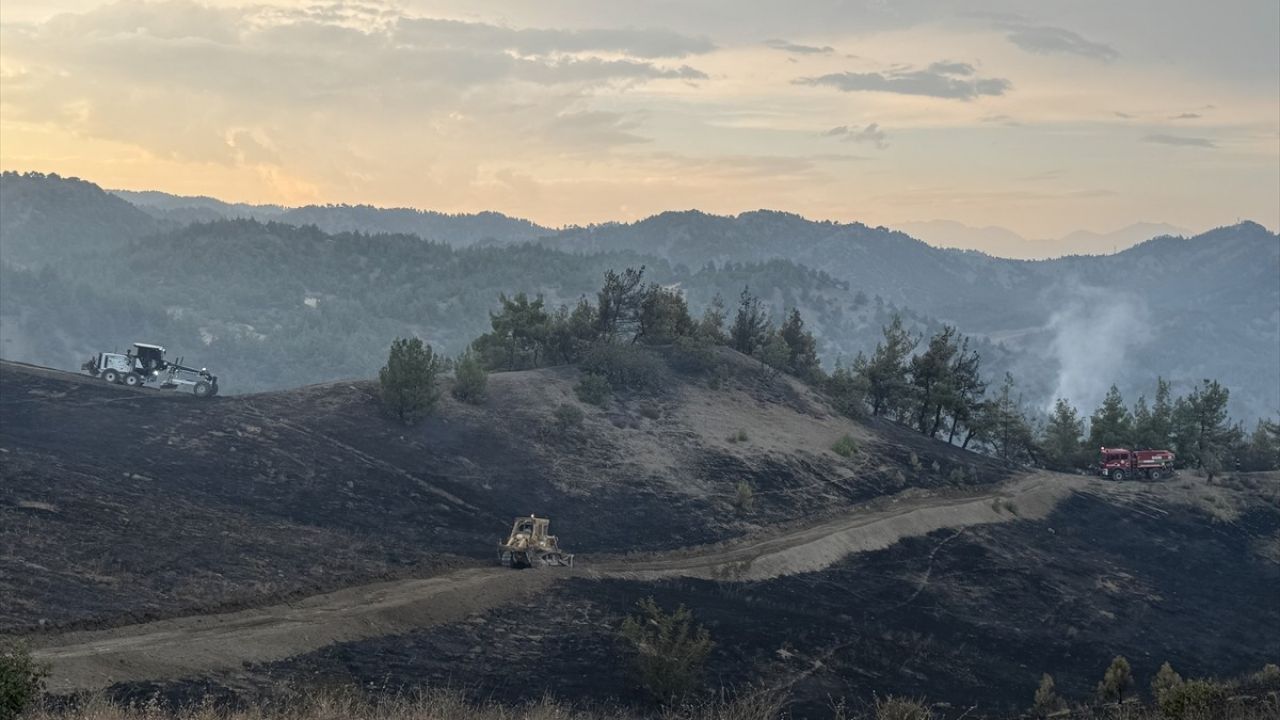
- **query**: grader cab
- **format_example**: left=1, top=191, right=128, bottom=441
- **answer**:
left=498, top=515, right=573, bottom=568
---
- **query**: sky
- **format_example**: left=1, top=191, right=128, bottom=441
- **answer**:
left=1, top=0, right=1277, bottom=241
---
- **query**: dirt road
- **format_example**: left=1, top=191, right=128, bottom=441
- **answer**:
left=31, top=472, right=1082, bottom=693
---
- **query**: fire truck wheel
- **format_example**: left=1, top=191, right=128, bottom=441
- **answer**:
left=1111, top=469, right=1126, bottom=482
left=1150, top=469, right=1163, bottom=480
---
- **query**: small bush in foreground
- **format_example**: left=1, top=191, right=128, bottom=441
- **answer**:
left=451, top=351, right=488, bottom=404
left=832, top=435, right=859, bottom=458
left=618, top=597, right=713, bottom=703
left=733, top=481, right=756, bottom=513
left=575, top=373, right=611, bottom=406
left=1158, top=679, right=1229, bottom=719
left=728, top=429, right=749, bottom=443
left=1, top=641, right=49, bottom=719
left=580, top=343, right=668, bottom=393
left=552, top=403, right=585, bottom=433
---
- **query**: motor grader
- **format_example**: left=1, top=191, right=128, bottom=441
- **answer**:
left=498, top=515, right=574, bottom=568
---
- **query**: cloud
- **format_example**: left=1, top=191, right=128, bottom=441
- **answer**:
left=393, top=18, right=715, bottom=59
left=1143, top=134, right=1216, bottom=148
left=824, top=123, right=887, bottom=149
left=795, top=62, right=1010, bottom=100
left=1169, top=112, right=1202, bottom=119
left=543, top=111, right=651, bottom=148
left=1113, top=111, right=1135, bottom=119
left=999, top=23, right=1119, bottom=62
left=765, top=38, right=834, bottom=54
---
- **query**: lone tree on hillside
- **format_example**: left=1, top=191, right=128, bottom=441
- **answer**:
left=618, top=597, right=713, bottom=702
left=1095, top=655, right=1134, bottom=703
left=379, top=337, right=442, bottom=425
left=451, top=350, right=488, bottom=404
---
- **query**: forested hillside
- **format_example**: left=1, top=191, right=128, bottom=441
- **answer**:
left=2, top=172, right=1276, bottom=421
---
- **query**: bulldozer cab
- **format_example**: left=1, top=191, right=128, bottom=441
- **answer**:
left=511, top=516, right=550, bottom=543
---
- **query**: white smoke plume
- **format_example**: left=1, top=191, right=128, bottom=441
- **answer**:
left=1044, top=285, right=1151, bottom=414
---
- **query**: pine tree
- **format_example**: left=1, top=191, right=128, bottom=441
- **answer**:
left=730, top=286, right=771, bottom=355
left=1032, top=673, right=1064, bottom=716
left=1172, top=379, right=1241, bottom=472
left=596, top=267, right=648, bottom=342
left=1089, top=385, right=1132, bottom=449
left=987, top=373, right=1038, bottom=464
left=1151, top=661, right=1184, bottom=703
left=862, top=314, right=917, bottom=417
left=910, top=325, right=959, bottom=437
left=697, top=293, right=728, bottom=343
left=1132, top=377, right=1174, bottom=449
left=778, top=308, right=821, bottom=380
left=379, top=337, right=442, bottom=425
left=1096, top=655, right=1134, bottom=703
left=1042, top=398, right=1085, bottom=470
left=944, top=337, right=985, bottom=445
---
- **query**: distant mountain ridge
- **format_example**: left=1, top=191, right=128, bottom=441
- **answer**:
left=3, top=172, right=1277, bottom=422
left=113, top=188, right=552, bottom=247
left=897, top=219, right=1192, bottom=259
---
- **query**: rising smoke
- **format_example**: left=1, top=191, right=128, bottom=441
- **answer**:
left=1044, top=284, right=1151, bottom=414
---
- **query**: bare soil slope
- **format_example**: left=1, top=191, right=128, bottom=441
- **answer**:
left=0, top=352, right=1007, bottom=633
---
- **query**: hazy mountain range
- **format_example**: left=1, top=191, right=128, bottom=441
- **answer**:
left=3, top=171, right=1277, bottom=424
left=897, top=220, right=1193, bottom=260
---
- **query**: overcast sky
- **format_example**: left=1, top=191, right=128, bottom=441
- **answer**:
left=1, top=0, right=1276, bottom=239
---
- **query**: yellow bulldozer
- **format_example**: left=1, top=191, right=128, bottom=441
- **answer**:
left=498, top=515, right=574, bottom=568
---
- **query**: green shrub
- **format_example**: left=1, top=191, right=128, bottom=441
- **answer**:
left=580, top=342, right=669, bottom=393
left=451, top=351, right=488, bottom=404
left=1152, top=661, right=1184, bottom=702
left=733, top=481, right=755, bottom=513
left=669, top=334, right=721, bottom=375
left=1158, top=679, right=1228, bottom=718
left=832, top=435, right=859, bottom=458
left=575, top=373, right=611, bottom=406
left=909, top=452, right=923, bottom=472
left=1031, top=673, right=1064, bottom=716
left=552, top=403, right=585, bottom=432
left=379, top=337, right=442, bottom=425
left=728, top=429, right=749, bottom=443
left=639, top=403, right=662, bottom=420
left=1253, top=662, right=1280, bottom=688
left=1, top=641, right=49, bottom=719
left=618, top=597, right=713, bottom=703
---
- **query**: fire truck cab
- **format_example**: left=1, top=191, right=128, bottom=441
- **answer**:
left=1098, top=447, right=1175, bottom=481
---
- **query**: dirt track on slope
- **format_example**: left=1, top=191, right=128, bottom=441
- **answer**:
left=31, top=472, right=1082, bottom=693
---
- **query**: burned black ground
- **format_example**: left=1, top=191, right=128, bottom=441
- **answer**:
left=106, top=491, right=1279, bottom=718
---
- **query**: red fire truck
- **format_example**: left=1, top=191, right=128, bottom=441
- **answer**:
left=1098, top=447, right=1175, bottom=481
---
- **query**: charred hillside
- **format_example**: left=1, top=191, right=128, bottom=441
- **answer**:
left=0, top=351, right=1008, bottom=633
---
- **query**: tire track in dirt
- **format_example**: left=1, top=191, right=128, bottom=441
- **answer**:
left=29, top=472, right=1083, bottom=693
